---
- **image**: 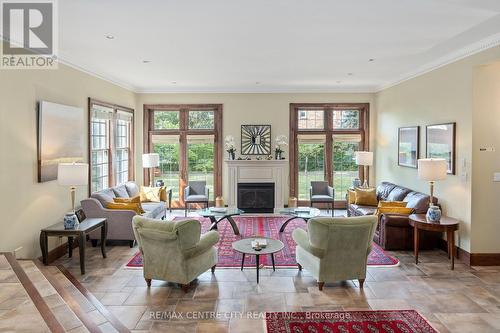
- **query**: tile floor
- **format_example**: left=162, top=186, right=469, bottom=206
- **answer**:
left=49, top=210, right=500, bottom=333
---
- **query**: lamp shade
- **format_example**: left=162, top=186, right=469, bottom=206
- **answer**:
left=418, top=158, right=447, bottom=181
left=57, top=163, right=88, bottom=186
left=142, top=153, right=160, bottom=168
left=355, top=151, right=373, bottom=166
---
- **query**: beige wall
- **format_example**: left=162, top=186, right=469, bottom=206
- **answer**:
left=135, top=93, right=376, bottom=200
left=0, top=64, right=135, bottom=258
left=471, top=61, right=500, bottom=253
left=3, top=46, right=499, bottom=259
left=375, top=46, right=500, bottom=253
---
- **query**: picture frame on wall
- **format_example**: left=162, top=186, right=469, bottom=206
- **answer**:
left=426, top=122, right=456, bottom=174
left=241, top=124, right=272, bottom=155
left=398, top=126, right=419, bottom=168
left=37, top=101, right=84, bottom=182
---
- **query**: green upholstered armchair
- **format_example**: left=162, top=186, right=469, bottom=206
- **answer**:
left=292, top=216, right=377, bottom=290
left=132, top=216, right=219, bottom=291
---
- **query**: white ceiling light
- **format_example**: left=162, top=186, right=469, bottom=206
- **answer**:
left=104, top=34, right=114, bottom=40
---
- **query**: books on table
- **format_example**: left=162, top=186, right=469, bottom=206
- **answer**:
left=251, top=238, right=267, bottom=249
left=294, top=207, right=311, bottom=214
left=209, top=207, right=227, bottom=213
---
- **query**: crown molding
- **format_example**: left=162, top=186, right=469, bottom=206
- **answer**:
left=375, top=33, right=500, bottom=92
left=45, top=33, right=500, bottom=95
left=134, top=86, right=377, bottom=94
left=56, top=55, right=137, bottom=92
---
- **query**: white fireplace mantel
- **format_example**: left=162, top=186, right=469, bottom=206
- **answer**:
left=225, top=160, right=288, bottom=209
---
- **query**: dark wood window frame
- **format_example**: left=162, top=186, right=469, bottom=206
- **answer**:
left=143, top=104, right=223, bottom=208
left=88, top=98, right=135, bottom=195
left=289, top=103, right=370, bottom=208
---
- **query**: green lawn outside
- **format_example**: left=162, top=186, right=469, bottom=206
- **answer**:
left=298, top=171, right=357, bottom=200
left=156, top=170, right=355, bottom=202
left=155, top=171, right=213, bottom=201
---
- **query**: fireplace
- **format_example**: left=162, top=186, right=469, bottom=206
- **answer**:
left=237, top=183, right=275, bottom=213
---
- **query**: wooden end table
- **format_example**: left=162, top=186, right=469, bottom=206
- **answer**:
left=408, top=214, right=459, bottom=270
left=40, top=218, right=107, bottom=274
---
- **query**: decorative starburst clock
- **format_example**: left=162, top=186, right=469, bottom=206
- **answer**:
left=241, top=125, right=272, bottom=155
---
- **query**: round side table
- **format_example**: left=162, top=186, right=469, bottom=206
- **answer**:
left=408, top=214, right=460, bottom=270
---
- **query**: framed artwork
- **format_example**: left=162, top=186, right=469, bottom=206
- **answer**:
left=426, top=122, right=456, bottom=174
left=398, top=126, right=419, bottom=168
left=241, top=125, right=272, bottom=155
left=37, top=101, right=84, bottom=182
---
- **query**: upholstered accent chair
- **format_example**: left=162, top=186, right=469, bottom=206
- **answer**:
left=292, top=215, right=377, bottom=290
left=184, top=181, right=209, bottom=216
left=309, top=181, right=335, bottom=216
left=132, top=216, right=219, bottom=291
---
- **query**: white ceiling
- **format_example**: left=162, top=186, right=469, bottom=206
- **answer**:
left=59, top=0, right=500, bottom=93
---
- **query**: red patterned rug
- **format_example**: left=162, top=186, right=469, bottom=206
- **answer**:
left=265, top=311, right=437, bottom=333
left=126, top=215, right=399, bottom=268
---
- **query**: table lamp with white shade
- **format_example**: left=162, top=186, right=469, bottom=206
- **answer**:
left=142, top=153, right=160, bottom=187
left=355, top=151, right=373, bottom=188
left=58, top=163, right=88, bottom=229
left=417, top=158, right=447, bottom=222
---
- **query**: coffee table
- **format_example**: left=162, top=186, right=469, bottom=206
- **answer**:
left=232, top=237, right=284, bottom=283
left=197, top=208, right=244, bottom=235
left=278, top=207, right=321, bottom=232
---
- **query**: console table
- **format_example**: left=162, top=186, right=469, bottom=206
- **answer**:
left=40, top=218, right=107, bottom=274
left=409, top=214, right=459, bottom=270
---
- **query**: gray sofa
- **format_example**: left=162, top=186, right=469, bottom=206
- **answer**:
left=81, top=182, right=166, bottom=247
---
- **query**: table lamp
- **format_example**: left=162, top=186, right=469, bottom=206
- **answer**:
left=142, top=153, right=160, bottom=187
left=355, top=151, right=373, bottom=188
left=417, top=158, right=447, bottom=222
left=58, top=163, right=88, bottom=228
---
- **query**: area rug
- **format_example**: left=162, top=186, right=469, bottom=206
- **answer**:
left=265, top=310, right=437, bottom=333
left=126, top=215, right=399, bottom=268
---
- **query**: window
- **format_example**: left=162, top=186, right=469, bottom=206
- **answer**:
left=333, top=110, right=360, bottom=129
left=297, top=109, right=324, bottom=129
left=89, top=99, right=134, bottom=193
left=290, top=103, right=369, bottom=207
left=297, top=135, right=325, bottom=200
left=188, top=110, right=215, bottom=129
left=145, top=105, right=222, bottom=209
left=154, top=111, right=180, bottom=130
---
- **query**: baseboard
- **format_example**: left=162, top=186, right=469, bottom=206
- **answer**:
left=436, top=238, right=470, bottom=265
left=38, top=241, right=79, bottom=264
left=469, top=253, right=500, bottom=266
left=437, top=238, right=500, bottom=266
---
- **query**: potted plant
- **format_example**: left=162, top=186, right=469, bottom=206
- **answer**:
left=224, top=135, right=236, bottom=160
left=274, top=135, right=288, bottom=160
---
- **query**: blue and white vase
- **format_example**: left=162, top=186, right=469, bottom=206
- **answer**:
left=64, top=213, right=78, bottom=229
left=426, top=205, right=442, bottom=222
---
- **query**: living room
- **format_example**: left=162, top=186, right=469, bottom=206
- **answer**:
left=1, top=1, right=500, bottom=332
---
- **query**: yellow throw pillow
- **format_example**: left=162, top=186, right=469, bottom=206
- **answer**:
left=113, top=195, right=141, bottom=204
left=106, top=202, right=143, bottom=215
left=347, top=190, right=356, bottom=204
left=378, top=201, right=407, bottom=208
left=354, top=188, right=378, bottom=206
left=140, top=186, right=162, bottom=203
left=159, top=187, right=168, bottom=202
left=375, top=207, right=414, bottom=217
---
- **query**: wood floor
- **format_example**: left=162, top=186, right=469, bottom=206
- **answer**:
left=3, top=211, right=500, bottom=332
